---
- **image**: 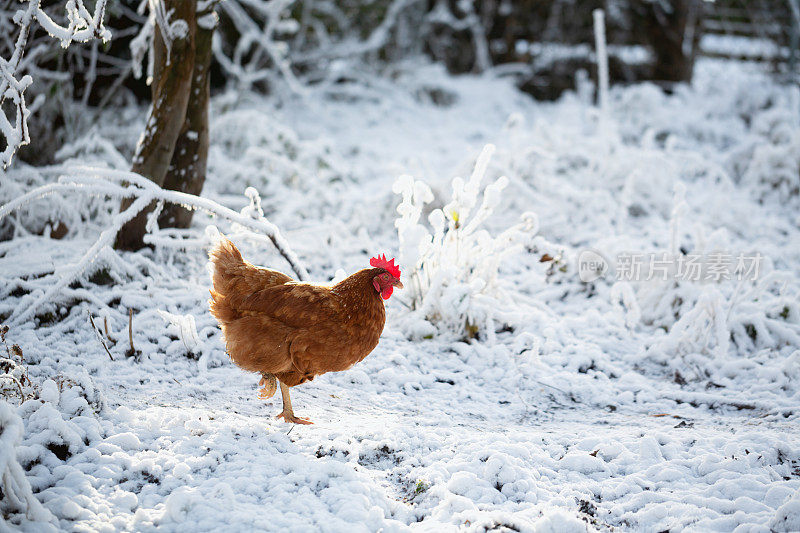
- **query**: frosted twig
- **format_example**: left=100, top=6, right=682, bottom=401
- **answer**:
left=216, top=0, right=304, bottom=94
left=129, top=14, right=154, bottom=80
left=0, top=375, right=25, bottom=404
left=8, top=193, right=151, bottom=327
left=88, top=310, right=114, bottom=361
left=126, top=308, right=138, bottom=358
left=0, top=0, right=110, bottom=167
left=0, top=167, right=309, bottom=324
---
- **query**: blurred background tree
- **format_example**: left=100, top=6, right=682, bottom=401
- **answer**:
left=1, top=0, right=796, bottom=245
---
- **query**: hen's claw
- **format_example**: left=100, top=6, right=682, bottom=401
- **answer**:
left=276, top=411, right=313, bottom=425
left=257, top=388, right=275, bottom=399
left=257, top=373, right=277, bottom=399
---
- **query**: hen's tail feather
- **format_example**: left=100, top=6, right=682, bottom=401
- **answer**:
left=208, top=238, right=294, bottom=324
left=209, top=239, right=244, bottom=294
left=209, top=239, right=246, bottom=324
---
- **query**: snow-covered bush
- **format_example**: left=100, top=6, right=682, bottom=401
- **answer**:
left=209, top=107, right=349, bottom=208
left=737, top=132, right=800, bottom=207
left=0, top=326, right=34, bottom=405
left=393, top=144, right=537, bottom=341
left=617, top=183, right=800, bottom=378
left=1, top=376, right=107, bottom=528
left=0, top=400, right=55, bottom=526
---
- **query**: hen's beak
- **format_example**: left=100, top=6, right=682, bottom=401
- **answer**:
left=393, top=278, right=404, bottom=289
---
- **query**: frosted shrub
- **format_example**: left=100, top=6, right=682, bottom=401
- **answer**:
left=393, top=144, right=537, bottom=341
left=0, top=401, right=55, bottom=525
left=739, top=133, right=800, bottom=206
left=643, top=272, right=800, bottom=381
left=0, top=326, right=33, bottom=405
left=619, top=184, right=800, bottom=377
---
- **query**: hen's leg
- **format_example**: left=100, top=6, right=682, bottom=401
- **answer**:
left=257, top=372, right=277, bottom=399
left=276, top=381, right=313, bottom=424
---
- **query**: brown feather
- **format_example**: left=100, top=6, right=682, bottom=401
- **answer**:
left=208, top=240, right=388, bottom=387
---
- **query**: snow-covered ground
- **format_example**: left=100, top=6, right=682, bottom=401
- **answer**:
left=1, top=59, right=800, bottom=532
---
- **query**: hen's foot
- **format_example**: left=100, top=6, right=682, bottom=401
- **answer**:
left=276, top=411, right=313, bottom=425
left=257, top=373, right=277, bottom=399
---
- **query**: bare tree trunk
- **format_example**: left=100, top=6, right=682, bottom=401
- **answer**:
left=114, top=0, right=197, bottom=251
left=157, top=8, right=216, bottom=229
left=639, top=0, right=703, bottom=83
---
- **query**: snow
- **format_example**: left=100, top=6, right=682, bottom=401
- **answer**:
left=772, top=489, right=800, bottom=532
left=701, top=34, right=788, bottom=61
left=1, top=58, right=800, bottom=531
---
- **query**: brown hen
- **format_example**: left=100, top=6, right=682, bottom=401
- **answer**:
left=209, top=240, right=402, bottom=424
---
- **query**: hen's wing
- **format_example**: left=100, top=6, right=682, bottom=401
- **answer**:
left=226, top=283, right=342, bottom=378
left=231, top=283, right=339, bottom=329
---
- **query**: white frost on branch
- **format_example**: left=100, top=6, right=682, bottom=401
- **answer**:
left=0, top=166, right=309, bottom=326
left=157, top=310, right=201, bottom=353
left=0, top=0, right=110, bottom=168
left=130, top=15, right=155, bottom=81
left=214, top=0, right=304, bottom=94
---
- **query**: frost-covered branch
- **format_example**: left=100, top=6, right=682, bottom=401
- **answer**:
left=0, top=167, right=309, bottom=325
left=292, top=0, right=425, bottom=66
left=423, top=0, right=491, bottom=72
left=213, top=0, right=303, bottom=93
left=0, top=0, right=110, bottom=168
left=10, top=193, right=152, bottom=328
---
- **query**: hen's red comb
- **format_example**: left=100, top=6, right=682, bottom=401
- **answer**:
left=370, top=254, right=401, bottom=279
